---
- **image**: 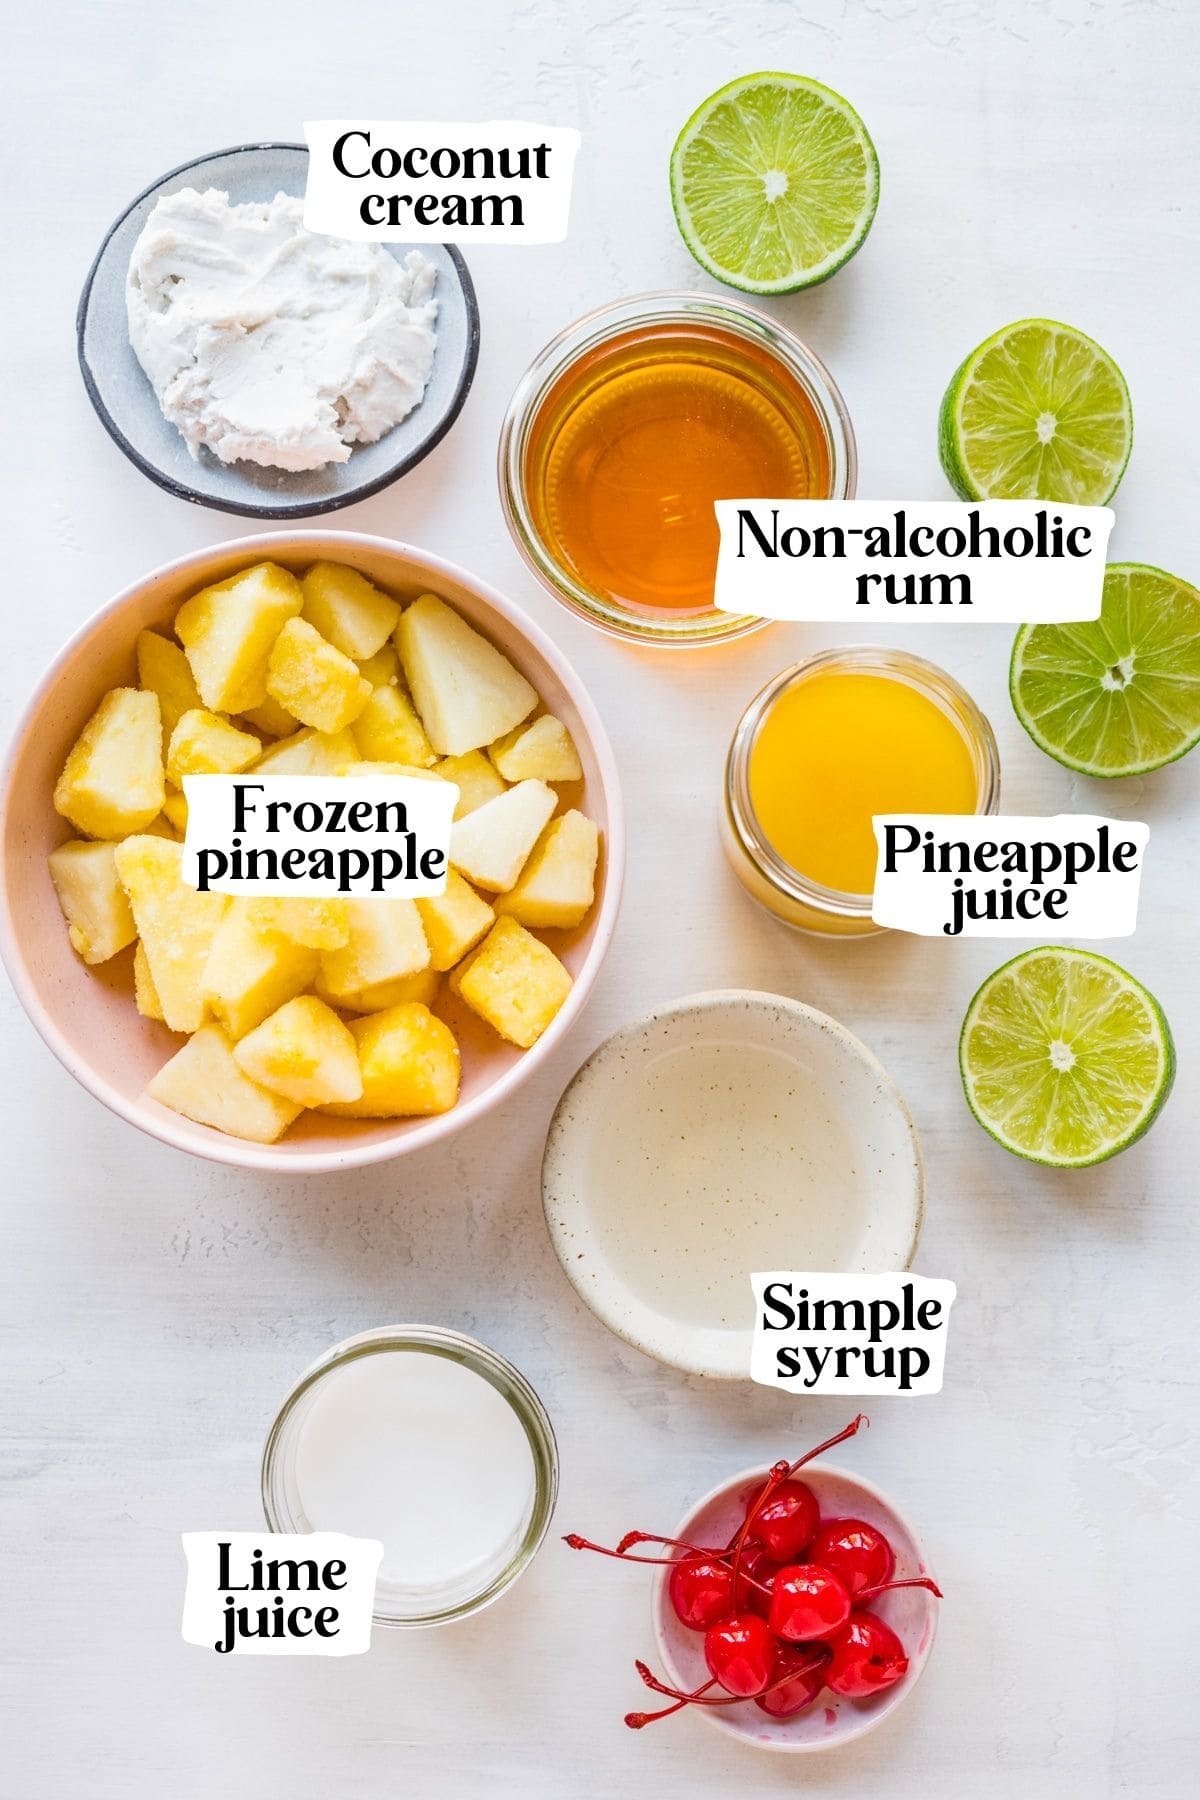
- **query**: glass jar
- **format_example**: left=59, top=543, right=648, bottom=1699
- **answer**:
left=261, top=1324, right=559, bottom=1628
left=498, top=291, right=856, bottom=647
left=722, top=646, right=1002, bottom=938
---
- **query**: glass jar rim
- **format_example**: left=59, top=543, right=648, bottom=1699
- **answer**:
left=497, top=290, right=858, bottom=648
left=260, top=1324, right=559, bottom=1629
left=725, top=645, right=1003, bottom=921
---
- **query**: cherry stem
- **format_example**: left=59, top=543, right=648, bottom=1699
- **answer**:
left=632, top=1650, right=829, bottom=1715
left=785, top=1412, right=869, bottom=1480
left=563, top=1532, right=735, bottom=1569
left=857, top=1575, right=944, bottom=1604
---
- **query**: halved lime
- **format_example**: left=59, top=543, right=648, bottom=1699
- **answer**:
left=938, top=319, right=1132, bottom=503
left=960, top=947, right=1174, bottom=1167
left=669, top=73, right=879, bottom=294
left=1011, top=562, right=1200, bottom=777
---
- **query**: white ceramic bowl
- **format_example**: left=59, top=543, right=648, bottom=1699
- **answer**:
left=542, top=991, right=923, bottom=1377
left=0, top=532, right=623, bottom=1172
left=651, top=1459, right=938, bottom=1751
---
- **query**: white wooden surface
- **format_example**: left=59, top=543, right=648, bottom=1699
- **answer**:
left=3, top=2, right=1197, bottom=1794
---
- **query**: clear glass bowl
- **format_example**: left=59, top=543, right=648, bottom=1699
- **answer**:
left=722, top=646, right=1002, bottom=938
left=498, top=291, right=857, bottom=647
left=261, top=1324, right=559, bottom=1628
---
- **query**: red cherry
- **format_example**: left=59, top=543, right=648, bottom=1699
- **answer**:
left=704, top=1613, right=778, bottom=1697
left=825, top=1611, right=909, bottom=1698
left=736, top=1543, right=781, bottom=1618
left=746, top=1478, right=819, bottom=1561
left=768, top=1563, right=852, bottom=1642
left=807, top=1518, right=895, bottom=1597
left=669, top=1557, right=734, bottom=1631
left=754, top=1646, right=828, bottom=1718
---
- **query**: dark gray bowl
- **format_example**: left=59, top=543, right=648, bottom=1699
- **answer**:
left=77, top=142, right=479, bottom=518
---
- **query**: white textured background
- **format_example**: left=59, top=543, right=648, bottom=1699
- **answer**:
left=3, top=2, right=1197, bottom=1794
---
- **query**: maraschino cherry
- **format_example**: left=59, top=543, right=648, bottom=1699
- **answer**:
left=807, top=1517, right=895, bottom=1597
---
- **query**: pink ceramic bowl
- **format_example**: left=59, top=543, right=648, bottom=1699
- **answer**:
left=651, top=1461, right=938, bottom=1752
left=0, top=532, right=624, bottom=1173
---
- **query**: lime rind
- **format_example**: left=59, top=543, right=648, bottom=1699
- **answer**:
left=938, top=318, right=1133, bottom=504
left=959, top=946, right=1175, bottom=1168
left=670, top=71, right=880, bottom=295
left=1011, top=562, right=1200, bottom=778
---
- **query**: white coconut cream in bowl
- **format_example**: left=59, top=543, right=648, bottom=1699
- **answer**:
left=542, top=991, right=923, bottom=1378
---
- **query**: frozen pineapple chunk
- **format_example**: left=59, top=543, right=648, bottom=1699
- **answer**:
left=450, top=916, right=572, bottom=1049
left=317, top=898, right=430, bottom=1004
left=301, top=561, right=401, bottom=659
left=148, top=1022, right=302, bottom=1143
left=162, top=791, right=189, bottom=836
left=133, top=940, right=164, bottom=1021
left=315, top=965, right=439, bottom=1014
left=322, top=1003, right=460, bottom=1118
left=54, top=687, right=164, bottom=839
left=449, top=780, right=556, bottom=892
left=136, top=630, right=202, bottom=739
left=436, top=750, right=507, bottom=819
left=356, top=643, right=400, bottom=688
left=48, top=839, right=137, bottom=965
left=240, top=693, right=298, bottom=737
left=495, top=811, right=599, bottom=930
left=233, top=996, right=363, bottom=1107
left=396, top=593, right=536, bottom=755
left=266, top=617, right=373, bottom=734
left=352, top=683, right=437, bottom=767
left=175, top=561, right=303, bottom=714
left=489, top=715, right=582, bottom=784
left=246, top=896, right=350, bottom=951
left=253, top=726, right=359, bottom=777
left=113, top=837, right=227, bottom=1033
left=417, top=870, right=494, bottom=972
left=166, top=709, right=261, bottom=784
left=203, top=900, right=319, bottom=1040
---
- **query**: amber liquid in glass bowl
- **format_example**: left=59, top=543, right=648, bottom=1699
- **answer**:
left=521, top=321, right=833, bottom=620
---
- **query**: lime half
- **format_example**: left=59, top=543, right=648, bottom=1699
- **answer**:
left=939, top=319, right=1132, bottom=503
left=670, top=72, right=879, bottom=294
left=960, top=948, right=1174, bottom=1167
left=1011, top=562, right=1200, bottom=777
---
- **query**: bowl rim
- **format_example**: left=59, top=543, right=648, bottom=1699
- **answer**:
left=651, top=1457, right=939, bottom=1752
left=542, top=989, right=924, bottom=1376
left=0, top=529, right=625, bottom=1173
left=76, top=141, right=481, bottom=519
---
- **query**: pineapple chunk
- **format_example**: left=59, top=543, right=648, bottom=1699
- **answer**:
left=162, top=791, right=189, bottom=836
left=246, top=896, right=350, bottom=951
left=356, top=643, right=400, bottom=688
left=233, top=996, right=363, bottom=1107
left=148, top=1022, right=301, bottom=1143
left=240, top=693, right=298, bottom=737
left=48, top=839, right=137, bottom=965
left=317, top=899, right=430, bottom=1004
left=54, top=687, right=164, bottom=839
left=315, top=965, right=439, bottom=1014
left=142, top=813, right=179, bottom=840
left=266, top=617, right=373, bottom=733
left=322, top=1003, right=460, bottom=1118
left=113, top=837, right=227, bottom=1033
left=166, top=709, right=261, bottom=784
left=417, top=871, right=494, bottom=972
left=301, top=561, right=402, bottom=659
left=133, top=940, right=164, bottom=1020
left=175, top=561, right=303, bottom=714
left=436, top=750, right=507, bottom=819
left=450, top=917, right=572, bottom=1049
left=489, top=715, right=582, bottom=784
left=395, top=593, right=536, bottom=755
left=253, top=726, right=359, bottom=776
left=495, top=811, right=599, bottom=930
left=136, top=630, right=202, bottom=739
left=449, top=780, right=556, bottom=892
left=352, top=683, right=437, bottom=767
left=203, top=900, right=320, bottom=1040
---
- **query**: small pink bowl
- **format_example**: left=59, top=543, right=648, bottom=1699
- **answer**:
left=651, top=1460, right=938, bottom=1752
left=0, top=531, right=624, bottom=1172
